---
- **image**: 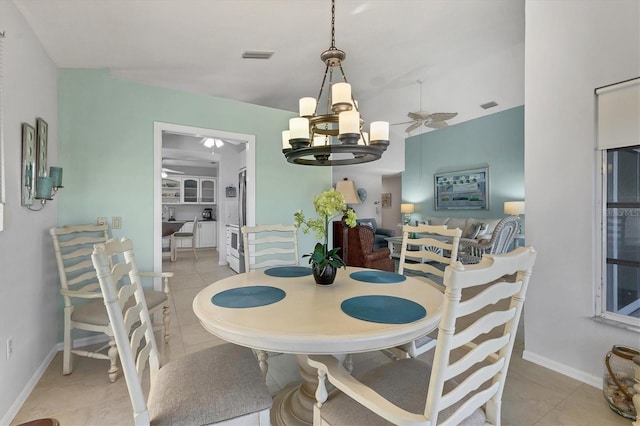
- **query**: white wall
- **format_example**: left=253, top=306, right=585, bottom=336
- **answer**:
left=0, top=1, right=59, bottom=421
left=524, top=0, right=640, bottom=386
left=381, top=175, right=402, bottom=234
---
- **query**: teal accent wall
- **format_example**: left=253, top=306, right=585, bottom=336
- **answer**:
left=57, top=68, right=330, bottom=270
left=403, top=106, right=524, bottom=221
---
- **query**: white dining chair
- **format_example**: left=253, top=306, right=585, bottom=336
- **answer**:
left=242, top=224, right=299, bottom=271
left=91, top=236, right=272, bottom=425
left=309, top=246, right=536, bottom=426
left=50, top=223, right=171, bottom=382
left=395, top=223, right=462, bottom=357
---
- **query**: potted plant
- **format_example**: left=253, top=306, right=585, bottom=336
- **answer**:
left=294, top=188, right=357, bottom=285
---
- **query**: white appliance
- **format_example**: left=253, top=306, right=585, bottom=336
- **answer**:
left=237, top=168, right=247, bottom=273
left=226, top=224, right=241, bottom=273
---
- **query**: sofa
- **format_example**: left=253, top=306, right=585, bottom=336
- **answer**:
left=355, top=218, right=395, bottom=250
left=421, top=216, right=504, bottom=242
left=333, top=221, right=395, bottom=272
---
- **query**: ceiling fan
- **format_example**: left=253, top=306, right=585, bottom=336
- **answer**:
left=392, top=80, right=458, bottom=133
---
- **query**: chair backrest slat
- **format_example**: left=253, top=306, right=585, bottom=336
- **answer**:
left=242, top=224, right=299, bottom=272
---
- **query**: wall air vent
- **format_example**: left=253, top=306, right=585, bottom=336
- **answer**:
left=480, top=101, right=498, bottom=110
left=242, top=51, right=275, bottom=60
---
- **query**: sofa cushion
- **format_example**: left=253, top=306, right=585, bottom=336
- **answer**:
left=356, top=218, right=377, bottom=231
left=424, top=216, right=449, bottom=226
left=446, top=218, right=468, bottom=233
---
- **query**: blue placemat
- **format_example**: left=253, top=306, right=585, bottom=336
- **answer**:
left=350, top=270, right=407, bottom=284
left=341, top=295, right=426, bottom=324
left=212, top=286, right=286, bottom=308
left=264, top=266, right=312, bottom=278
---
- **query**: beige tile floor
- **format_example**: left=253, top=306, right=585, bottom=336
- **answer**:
left=11, top=249, right=632, bottom=426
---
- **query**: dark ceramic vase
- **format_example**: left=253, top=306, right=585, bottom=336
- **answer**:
left=312, top=263, right=337, bottom=285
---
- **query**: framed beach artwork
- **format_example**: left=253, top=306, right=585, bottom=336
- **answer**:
left=434, top=167, right=489, bottom=210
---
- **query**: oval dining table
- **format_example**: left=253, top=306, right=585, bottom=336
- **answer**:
left=193, top=266, right=444, bottom=426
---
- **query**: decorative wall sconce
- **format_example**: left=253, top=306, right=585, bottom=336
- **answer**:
left=21, top=118, right=63, bottom=211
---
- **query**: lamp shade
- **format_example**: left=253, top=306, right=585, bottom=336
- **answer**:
left=335, top=179, right=361, bottom=204
left=504, top=201, right=525, bottom=216
left=401, top=203, right=415, bottom=214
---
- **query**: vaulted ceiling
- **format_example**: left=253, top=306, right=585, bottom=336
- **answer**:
left=14, top=0, right=525, bottom=169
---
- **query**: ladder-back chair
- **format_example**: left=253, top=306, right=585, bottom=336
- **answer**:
left=309, top=246, right=537, bottom=426
left=395, top=224, right=462, bottom=357
left=50, top=223, right=171, bottom=382
left=91, top=236, right=271, bottom=425
left=242, top=224, right=299, bottom=272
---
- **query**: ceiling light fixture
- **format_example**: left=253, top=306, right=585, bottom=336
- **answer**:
left=282, top=0, right=389, bottom=166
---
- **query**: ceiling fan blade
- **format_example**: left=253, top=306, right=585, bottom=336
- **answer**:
left=428, top=112, right=458, bottom=121
left=162, top=167, right=184, bottom=174
left=407, top=111, right=428, bottom=121
left=425, top=121, right=449, bottom=129
left=406, top=122, right=422, bottom=133
left=391, top=120, right=414, bottom=126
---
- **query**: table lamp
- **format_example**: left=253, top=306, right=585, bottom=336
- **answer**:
left=401, top=203, right=415, bottom=224
left=335, top=178, right=361, bottom=206
left=504, top=201, right=525, bottom=233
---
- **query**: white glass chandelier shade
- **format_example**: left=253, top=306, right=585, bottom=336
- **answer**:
left=299, top=97, right=317, bottom=117
left=370, top=121, right=389, bottom=141
left=339, top=110, right=360, bottom=134
left=289, top=117, right=310, bottom=140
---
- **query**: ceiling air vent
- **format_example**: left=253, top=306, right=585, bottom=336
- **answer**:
left=480, top=101, right=498, bottom=110
left=242, top=51, right=275, bottom=60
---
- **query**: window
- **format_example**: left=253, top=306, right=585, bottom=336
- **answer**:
left=602, top=146, right=640, bottom=324
left=596, top=77, right=640, bottom=328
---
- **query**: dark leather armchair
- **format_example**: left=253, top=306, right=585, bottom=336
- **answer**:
left=355, top=218, right=395, bottom=250
left=333, top=221, right=395, bottom=272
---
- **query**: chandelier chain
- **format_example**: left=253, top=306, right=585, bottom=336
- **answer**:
left=330, top=0, right=336, bottom=49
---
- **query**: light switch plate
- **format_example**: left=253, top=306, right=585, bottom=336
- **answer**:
left=112, top=216, right=122, bottom=229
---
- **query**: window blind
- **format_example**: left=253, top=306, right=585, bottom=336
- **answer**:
left=596, top=77, right=640, bottom=150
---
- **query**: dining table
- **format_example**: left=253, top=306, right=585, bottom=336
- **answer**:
left=193, top=265, right=444, bottom=426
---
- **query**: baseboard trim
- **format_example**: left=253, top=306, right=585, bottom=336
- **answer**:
left=2, top=345, right=58, bottom=426
left=522, top=349, right=602, bottom=389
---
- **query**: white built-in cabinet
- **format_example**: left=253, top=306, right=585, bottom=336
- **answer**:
left=174, top=221, right=217, bottom=248
left=181, top=176, right=217, bottom=204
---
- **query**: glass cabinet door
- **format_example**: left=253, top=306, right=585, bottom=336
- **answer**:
left=201, top=178, right=216, bottom=203
left=182, top=178, right=198, bottom=203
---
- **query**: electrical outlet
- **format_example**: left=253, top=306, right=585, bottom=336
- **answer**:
left=6, top=336, right=13, bottom=360
left=112, top=216, right=122, bottom=229
left=97, top=217, right=107, bottom=226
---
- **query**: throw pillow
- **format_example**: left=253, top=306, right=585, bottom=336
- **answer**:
left=476, top=223, right=490, bottom=237
left=463, top=223, right=481, bottom=239
left=360, top=221, right=374, bottom=229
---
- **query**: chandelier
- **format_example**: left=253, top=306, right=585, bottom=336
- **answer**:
left=282, top=0, right=389, bottom=166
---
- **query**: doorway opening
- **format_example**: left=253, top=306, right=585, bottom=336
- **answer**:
left=153, top=122, right=255, bottom=282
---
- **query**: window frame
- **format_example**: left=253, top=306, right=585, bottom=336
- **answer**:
left=596, top=147, right=640, bottom=329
